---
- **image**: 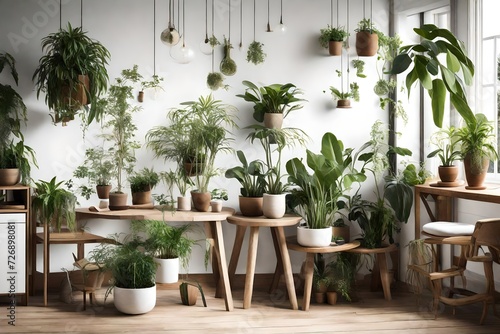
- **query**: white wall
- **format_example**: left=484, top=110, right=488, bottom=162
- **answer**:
left=1, top=0, right=405, bottom=275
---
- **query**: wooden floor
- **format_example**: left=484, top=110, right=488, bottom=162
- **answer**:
left=3, top=277, right=500, bottom=333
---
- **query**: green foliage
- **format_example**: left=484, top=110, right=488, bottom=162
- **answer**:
left=427, top=126, right=462, bottom=166
left=97, top=66, right=143, bottom=193
left=220, top=37, right=237, bottom=76
left=208, top=35, right=220, bottom=48
left=32, top=23, right=110, bottom=125
left=73, top=146, right=113, bottom=199
left=286, top=132, right=366, bottom=229
left=225, top=150, right=266, bottom=197
left=206, top=72, right=228, bottom=91
left=329, top=82, right=360, bottom=102
left=246, top=125, right=308, bottom=194
left=210, top=188, right=228, bottom=201
left=141, top=74, right=164, bottom=92
left=147, top=94, right=237, bottom=193
left=352, top=59, right=366, bottom=78
left=355, top=18, right=379, bottom=34
left=128, top=167, right=159, bottom=193
left=131, top=220, right=196, bottom=270
left=0, top=140, right=37, bottom=185
left=319, top=25, right=349, bottom=48
left=237, top=80, right=305, bottom=122
left=246, top=41, right=266, bottom=65
left=391, top=24, right=475, bottom=128
left=90, top=234, right=156, bottom=289
left=32, top=177, right=77, bottom=232
left=179, top=281, right=207, bottom=307
left=328, top=253, right=358, bottom=301
left=457, top=113, right=498, bottom=171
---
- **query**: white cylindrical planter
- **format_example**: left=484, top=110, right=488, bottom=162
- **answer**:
left=113, top=285, right=156, bottom=315
left=177, top=196, right=191, bottom=211
left=154, top=257, right=179, bottom=283
left=210, top=200, right=222, bottom=212
left=262, top=193, right=286, bottom=219
left=297, top=226, right=332, bottom=247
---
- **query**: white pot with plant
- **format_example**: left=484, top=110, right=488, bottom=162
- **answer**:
left=210, top=188, right=228, bottom=212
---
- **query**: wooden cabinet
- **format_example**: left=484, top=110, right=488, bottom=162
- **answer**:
left=0, top=185, right=30, bottom=306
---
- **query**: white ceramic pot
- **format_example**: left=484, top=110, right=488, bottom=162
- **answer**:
left=210, top=200, right=223, bottom=212
left=154, top=257, right=179, bottom=283
left=262, top=193, right=286, bottom=219
left=113, top=285, right=156, bottom=315
left=297, top=226, right=332, bottom=247
left=177, top=196, right=191, bottom=211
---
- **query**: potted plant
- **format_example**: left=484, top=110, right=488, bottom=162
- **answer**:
left=32, top=177, right=77, bottom=232
left=131, top=220, right=196, bottom=284
left=225, top=150, right=267, bottom=216
left=319, top=25, right=349, bottom=56
left=328, top=82, right=360, bottom=108
left=210, top=188, right=228, bottom=212
left=206, top=72, right=228, bottom=91
left=147, top=94, right=237, bottom=212
left=237, top=80, right=305, bottom=129
left=128, top=167, right=159, bottom=205
left=391, top=24, right=475, bottom=129
left=352, top=59, right=367, bottom=78
left=90, top=234, right=157, bottom=315
left=32, top=23, right=110, bottom=126
left=179, top=281, right=207, bottom=307
left=97, top=66, right=143, bottom=209
left=312, top=255, right=332, bottom=303
left=73, top=146, right=113, bottom=200
left=327, top=253, right=358, bottom=302
left=427, top=126, right=462, bottom=184
left=246, top=40, right=266, bottom=65
left=220, top=36, right=237, bottom=76
left=355, top=18, right=379, bottom=56
left=286, top=132, right=364, bottom=247
left=0, top=52, right=37, bottom=186
left=138, top=74, right=164, bottom=102
left=159, top=169, right=193, bottom=211
left=247, top=125, right=308, bottom=219
left=457, top=113, right=497, bottom=189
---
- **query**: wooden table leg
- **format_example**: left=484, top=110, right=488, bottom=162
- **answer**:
left=275, top=227, right=298, bottom=310
left=377, top=252, right=392, bottom=301
left=204, top=222, right=220, bottom=297
left=207, top=220, right=233, bottom=311
left=228, top=225, right=246, bottom=285
left=302, top=252, right=314, bottom=311
left=43, top=225, right=49, bottom=306
left=269, top=227, right=283, bottom=293
left=243, top=226, right=259, bottom=309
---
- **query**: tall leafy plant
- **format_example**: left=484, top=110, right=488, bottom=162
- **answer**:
left=391, top=24, right=475, bottom=128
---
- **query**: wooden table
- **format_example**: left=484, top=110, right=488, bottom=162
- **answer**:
left=346, top=243, right=398, bottom=301
left=286, top=236, right=360, bottom=311
left=59, top=207, right=236, bottom=311
left=414, top=183, right=500, bottom=239
left=226, top=214, right=301, bottom=310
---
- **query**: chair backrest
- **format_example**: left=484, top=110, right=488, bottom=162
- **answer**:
left=470, top=218, right=500, bottom=264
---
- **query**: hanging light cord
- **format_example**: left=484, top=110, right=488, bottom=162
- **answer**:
left=253, top=0, right=256, bottom=40
left=211, top=0, right=215, bottom=72
left=347, top=0, right=350, bottom=88
left=239, top=0, right=243, bottom=47
left=205, top=0, right=208, bottom=40
left=266, top=0, right=271, bottom=32
left=182, top=0, right=185, bottom=47
left=80, top=0, right=83, bottom=28
left=370, top=0, right=373, bottom=33
left=153, top=0, right=156, bottom=75
left=228, top=0, right=231, bottom=42
left=280, top=0, right=283, bottom=25
left=59, top=0, right=61, bottom=30
left=330, top=0, right=333, bottom=26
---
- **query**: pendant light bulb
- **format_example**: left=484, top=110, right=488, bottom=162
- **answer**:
left=161, top=27, right=180, bottom=46
left=278, top=17, right=287, bottom=33
left=170, top=41, right=195, bottom=63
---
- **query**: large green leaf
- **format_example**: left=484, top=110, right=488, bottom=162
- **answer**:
left=390, top=53, right=412, bottom=74
left=446, top=50, right=460, bottom=72
left=415, top=56, right=432, bottom=90
left=431, top=79, right=446, bottom=128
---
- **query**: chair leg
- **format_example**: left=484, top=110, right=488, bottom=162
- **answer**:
left=82, top=291, right=87, bottom=311
left=431, top=279, right=442, bottom=319
left=480, top=301, right=488, bottom=325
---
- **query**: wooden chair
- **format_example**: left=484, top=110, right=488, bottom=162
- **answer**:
left=69, top=253, right=106, bottom=310
left=410, top=218, right=500, bottom=324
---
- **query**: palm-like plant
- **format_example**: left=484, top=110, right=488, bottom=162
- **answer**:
left=32, top=177, right=77, bottom=232
left=237, top=80, right=305, bottom=123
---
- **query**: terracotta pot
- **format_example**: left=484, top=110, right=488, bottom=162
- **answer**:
left=463, top=154, right=489, bottom=189
left=0, top=168, right=20, bottom=186
left=96, top=185, right=112, bottom=199
left=314, top=292, right=326, bottom=304
left=132, top=190, right=152, bottom=205
left=356, top=31, right=379, bottom=56
left=180, top=283, right=199, bottom=306
left=239, top=196, right=263, bottom=217
left=326, top=291, right=338, bottom=305
left=108, top=192, right=128, bottom=210
left=191, top=191, right=211, bottom=212
left=332, top=225, right=350, bottom=242
left=262, top=193, right=286, bottom=219
left=337, top=99, right=351, bottom=108
left=263, top=113, right=283, bottom=129
left=328, top=40, right=343, bottom=56
left=177, top=196, right=192, bottom=211
left=138, top=91, right=144, bottom=102
left=61, top=74, right=89, bottom=109
left=438, top=165, right=459, bottom=183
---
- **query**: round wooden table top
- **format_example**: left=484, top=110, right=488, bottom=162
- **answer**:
left=346, top=242, right=398, bottom=254
left=226, top=214, right=302, bottom=227
left=286, top=236, right=360, bottom=253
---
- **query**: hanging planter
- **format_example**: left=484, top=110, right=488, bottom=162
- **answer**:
left=220, top=37, right=237, bottom=76
left=355, top=19, right=379, bottom=56
left=318, top=25, right=348, bottom=56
